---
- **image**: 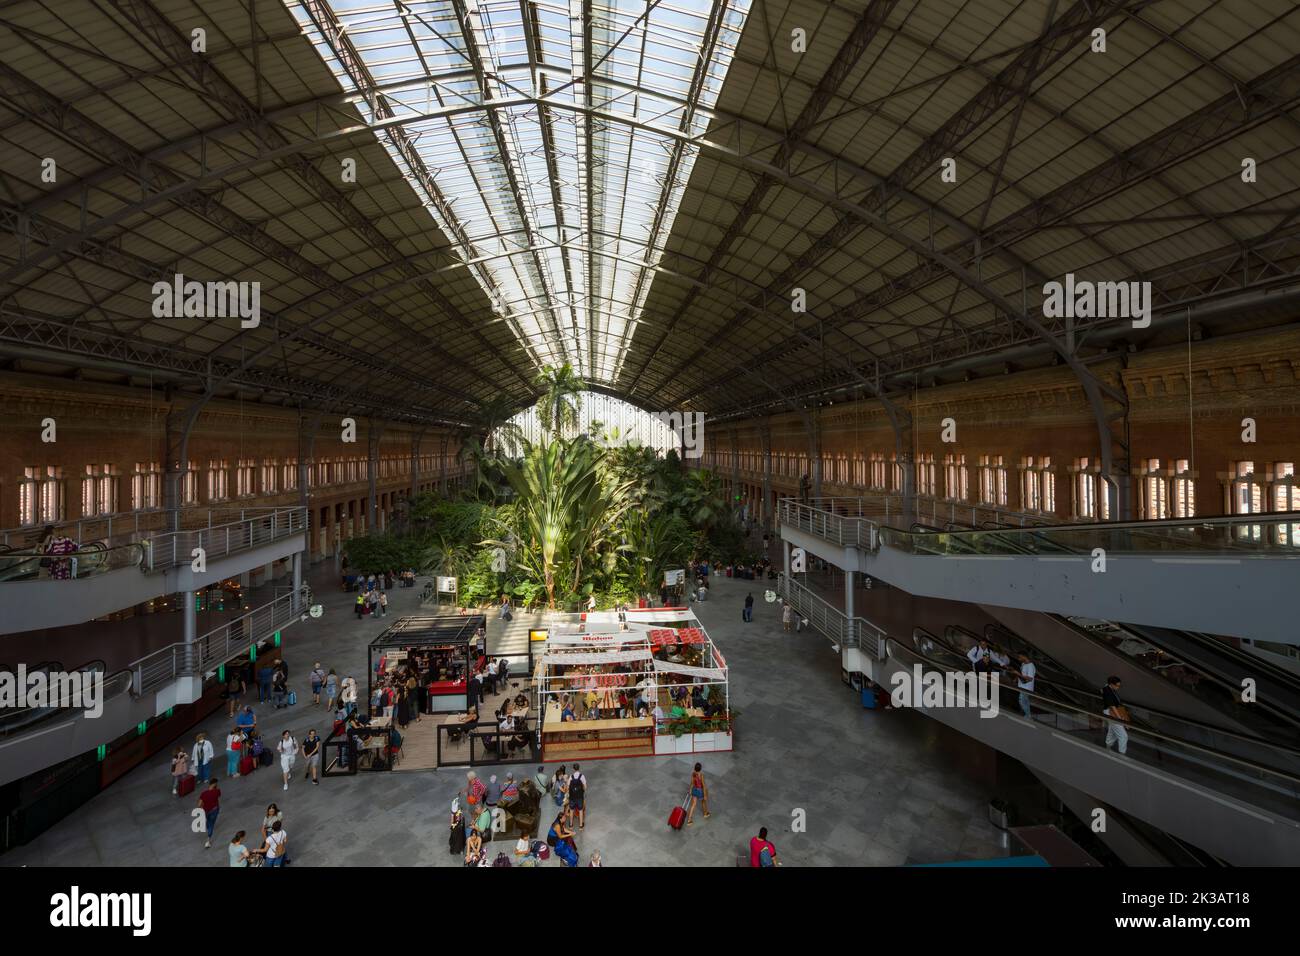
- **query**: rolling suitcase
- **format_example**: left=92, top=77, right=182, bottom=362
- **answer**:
left=239, top=756, right=256, bottom=775
left=668, top=792, right=689, bottom=830
left=176, top=774, right=195, bottom=797
left=259, top=749, right=274, bottom=767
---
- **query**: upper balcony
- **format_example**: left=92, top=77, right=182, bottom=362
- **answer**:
left=777, top=496, right=1300, bottom=645
left=0, top=507, right=307, bottom=634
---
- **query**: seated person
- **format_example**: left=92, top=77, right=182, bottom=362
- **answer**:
left=560, top=695, right=576, bottom=722
left=498, top=772, right=520, bottom=808
left=584, top=689, right=600, bottom=719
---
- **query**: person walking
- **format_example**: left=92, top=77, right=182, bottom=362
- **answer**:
left=277, top=730, right=299, bottom=791
left=309, top=662, right=326, bottom=706
left=272, top=666, right=288, bottom=710
left=257, top=661, right=274, bottom=703
left=684, top=762, right=709, bottom=825
left=568, top=764, right=588, bottom=830
left=379, top=591, right=389, bottom=617
left=355, top=592, right=365, bottom=619
left=191, top=733, right=214, bottom=783
left=781, top=602, right=794, bottom=632
left=224, top=670, right=245, bottom=718
left=169, top=748, right=189, bottom=794
left=1102, top=676, right=1130, bottom=755
left=743, top=592, right=754, bottom=623
left=225, top=726, right=243, bottom=778
left=302, top=729, right=321, bottom=785
left=499, top=593, right=512, bottom=621
left=749, top=827, right=779, bottom=867
left=197, top=779, right=221, bottom=849
left=324, top=669, right=339, bottom=711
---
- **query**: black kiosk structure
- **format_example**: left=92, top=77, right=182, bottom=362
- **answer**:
left=368, top=614, right=485, bottom=716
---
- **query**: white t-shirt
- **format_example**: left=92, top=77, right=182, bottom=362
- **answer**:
left=265, top=829, right=287, bottom=859
left=1016, top=662, right=1037, bottom=692
left=278, top=737, right=299, bottom=758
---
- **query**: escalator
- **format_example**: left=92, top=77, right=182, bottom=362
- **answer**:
left=1104, top=622, right=1300, bottom=730
left=0, top=658, right=137, bottom=787
left=881, top=628, right=1300, bottom=865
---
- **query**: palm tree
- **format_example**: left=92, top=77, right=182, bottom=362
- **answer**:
left=490, top=434, right=634, bottom=609
left=534, top=363, right=584, bottom=439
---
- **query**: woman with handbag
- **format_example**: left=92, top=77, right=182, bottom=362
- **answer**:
left=169, top=749, right=189, bottom=794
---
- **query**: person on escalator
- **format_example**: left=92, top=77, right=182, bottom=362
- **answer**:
left=1011, top=653, right=1037, bottom=718
left=1101, top=676, right=1130, bottom=755
left=967, top=639, right=1009, bottom=675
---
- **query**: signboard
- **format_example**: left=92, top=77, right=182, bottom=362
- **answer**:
left=529, top=628, right=549, bottom=643
left=664, top=569, right=685, bottom=586
left=436, top=576, right=457, bottom=593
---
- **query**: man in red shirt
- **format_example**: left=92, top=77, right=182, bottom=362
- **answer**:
left=749, top=827, right=778, bottom=867
left=197, top=779, right=221, bottom=849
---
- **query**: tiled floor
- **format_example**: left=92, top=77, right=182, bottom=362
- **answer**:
left=3, top=564, right=1011, bottom=867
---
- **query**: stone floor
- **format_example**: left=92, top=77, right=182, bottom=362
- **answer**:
left=4, top=563, right=1011, bottom=867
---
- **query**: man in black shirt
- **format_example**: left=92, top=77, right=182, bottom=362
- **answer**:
left=743, top=592, right=754, bottom=623
left=302, top=729, right=321, bottom=785
left=1101, top=676, right=1128, bottom=754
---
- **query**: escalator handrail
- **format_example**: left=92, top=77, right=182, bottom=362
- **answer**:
left=0, top=661, right=132, bottom=738
left=1030, top=617, right=1300, bottom=735
left=944, top=624, right=1300, bottom=760
left=897, top=630, right=1300, bottom=787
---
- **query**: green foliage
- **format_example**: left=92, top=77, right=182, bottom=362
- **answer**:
left=341, top=532, right=429, bottom=572
left=534, top=363, right=584, bottom=439
left=355, top=416, right=736, bottom=609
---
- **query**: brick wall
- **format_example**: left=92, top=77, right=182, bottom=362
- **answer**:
left=702, top=328, right=1300, bottom=521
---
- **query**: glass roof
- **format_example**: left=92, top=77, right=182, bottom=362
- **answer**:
left=284, top=0, right=752, bottom=384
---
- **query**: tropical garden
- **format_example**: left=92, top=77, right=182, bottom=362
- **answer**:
left=342, top=364, right=753, bottom=610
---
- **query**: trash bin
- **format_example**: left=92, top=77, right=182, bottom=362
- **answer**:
left=988, top=799, right=1012, bottom=830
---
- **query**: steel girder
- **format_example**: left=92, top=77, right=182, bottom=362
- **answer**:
left=689, top=219, right=1300, bottom=417
left=0, top=307, right=468, bottom=426
left=116, top=0, right=534, bottom=393
left=623, top=0, right=904, bottom=393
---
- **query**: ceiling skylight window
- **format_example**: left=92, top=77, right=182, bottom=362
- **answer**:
left=284, top=0, right=752, bottom=384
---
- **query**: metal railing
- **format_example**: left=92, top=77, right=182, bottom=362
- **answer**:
left=878, top=512, right=1300, bottom=557
left=129, top=592, right=300, bottom=697
left=777, top=573, right=888, bottom=658
left=780, top=495, right=1300, bottom=558
left=145, top=507, right=306, bottom=571
left=887, top=636, right=1300, bottom=812
left=777, top=499, right=877, bottom=550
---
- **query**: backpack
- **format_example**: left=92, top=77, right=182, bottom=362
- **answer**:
left=759, top=846, right=774, bottom=867
left=251, top=737, right=264, bottom=757
left=568, top=774, right=585, bottom=801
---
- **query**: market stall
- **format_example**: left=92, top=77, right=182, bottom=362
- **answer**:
left=367, top=614, right=485, bottom=717
left=535, top=611, right=731, bottom=761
